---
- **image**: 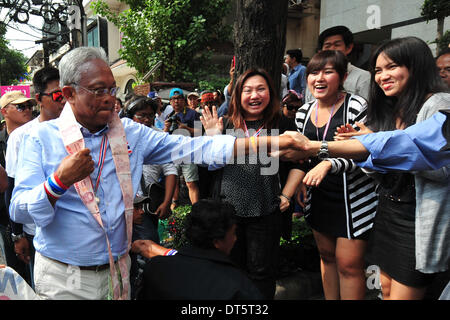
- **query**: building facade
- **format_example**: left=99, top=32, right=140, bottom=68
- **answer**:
left=319, top=0, right=450, bottom=67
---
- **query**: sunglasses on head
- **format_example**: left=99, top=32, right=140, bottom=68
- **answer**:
left=40, top=90, right=64, bottom=102
left=283, top=104, right=299, bottom=111
left=13, top=103, right=34, bottom=112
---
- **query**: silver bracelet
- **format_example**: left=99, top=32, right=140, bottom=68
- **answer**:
left=280, top=193, right=291, bottom=202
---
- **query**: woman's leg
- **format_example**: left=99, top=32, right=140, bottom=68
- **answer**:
left=379, top=269, right=427, bottom=300
left=312, top=229, right=340, bottom=300
left=335, top=237, right=367, bottom=300
left=389, top=278, right=427, bottom=300
left=379, top=269, right=392, bottom=299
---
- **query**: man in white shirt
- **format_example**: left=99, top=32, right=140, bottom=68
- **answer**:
left=6, top=67, right=65, bottom=287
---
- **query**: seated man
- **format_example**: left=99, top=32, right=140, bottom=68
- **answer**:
left=135, top=199, right=263, bottom=300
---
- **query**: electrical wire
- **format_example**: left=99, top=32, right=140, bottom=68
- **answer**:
left=4, top=38, right=37, bottom=41
left=19, top=44, right=40, bottom=51
left=4, top=24, right=41, bottom=39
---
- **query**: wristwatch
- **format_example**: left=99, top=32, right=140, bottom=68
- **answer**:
left=317, top=141, right=329, bottom=160
left=11, top=232, right=25, bottom=242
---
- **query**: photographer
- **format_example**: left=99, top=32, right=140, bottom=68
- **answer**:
left=164, top=88, right=201, bottom=207
left=164, top=88, right=200, bottom=136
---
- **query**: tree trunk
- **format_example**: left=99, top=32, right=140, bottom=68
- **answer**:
left=233, top=0, right=289, bottom=97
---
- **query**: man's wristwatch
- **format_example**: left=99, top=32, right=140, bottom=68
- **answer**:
left=11, top=232, right=25, bottom=242
left=317, top=141, right=329, bottom=160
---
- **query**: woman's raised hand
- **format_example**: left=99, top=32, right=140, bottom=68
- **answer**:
left=334, top=122, right=373, bottom=141
left=200, top=105, right=223, bottom=136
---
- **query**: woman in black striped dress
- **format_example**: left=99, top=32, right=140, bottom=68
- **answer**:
left=295, top=50, right=378, bottom=299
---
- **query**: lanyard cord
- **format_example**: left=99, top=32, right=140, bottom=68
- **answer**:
left=243, top=120, right=264, bottom=138
left=314, top=95, right=342, bottom=141
left=94, top=134, right=108, bottom=193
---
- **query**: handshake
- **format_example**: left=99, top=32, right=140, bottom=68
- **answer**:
left=270, top=131, right=315, bottom=162
left=270, top=127, right=369, bottom=163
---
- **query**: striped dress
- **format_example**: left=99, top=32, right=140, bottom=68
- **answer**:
left=295, top=94, right=378, bottom=239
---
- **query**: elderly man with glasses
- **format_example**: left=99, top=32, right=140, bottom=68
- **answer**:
left=9, top=46, right=304, bottom=300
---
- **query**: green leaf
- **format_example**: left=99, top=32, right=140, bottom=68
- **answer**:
left=91, top=0, right=232, bottom=82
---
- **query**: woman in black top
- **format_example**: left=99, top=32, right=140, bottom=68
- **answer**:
left=201, top=68, right=303, bottom=299
left=295, top=51, right=378, bottom=299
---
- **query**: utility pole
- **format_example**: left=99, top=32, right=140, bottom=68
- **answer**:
left=67, top=0, right=87, bottom=47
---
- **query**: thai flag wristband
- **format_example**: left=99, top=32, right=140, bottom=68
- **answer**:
left=44, top=173, right=69, bottom=200
left=164, top=249, right=178, bottom=256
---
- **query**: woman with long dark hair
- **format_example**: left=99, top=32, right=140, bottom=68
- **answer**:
left=200, top=68, right=303, bottom=299
left=337, top=37, right=450, bottom=300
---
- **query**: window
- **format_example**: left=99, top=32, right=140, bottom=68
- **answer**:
left=87, top=25, right=99, bottom=47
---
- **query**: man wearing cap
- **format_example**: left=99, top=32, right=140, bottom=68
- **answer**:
left=0, top=91, right=34, bottom=135
left=164, top=88, right=201, bottom=207
left=186, top=92, right=200, bottom=111
left=5, top=67, right=65, bottom=289
left=0, top=90, right=34, bottom=281
left=164, top=88, right=200, bottom=136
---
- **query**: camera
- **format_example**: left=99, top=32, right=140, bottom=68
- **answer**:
left=167, top=114, right=179, bottom=133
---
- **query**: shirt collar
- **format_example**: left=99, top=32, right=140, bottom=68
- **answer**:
left=78, top=122, right=110, bottom=136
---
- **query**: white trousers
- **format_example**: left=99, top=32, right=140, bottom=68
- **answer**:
left=34, top=251, right=130, bottom=300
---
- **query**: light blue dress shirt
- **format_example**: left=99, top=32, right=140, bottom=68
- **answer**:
left=10, top=117, right=235, bottom=266
left=288, top=64, right=306, bottom=98
left=355, top=111, right=450, bottom=172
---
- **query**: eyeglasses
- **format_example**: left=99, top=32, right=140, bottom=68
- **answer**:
left=170, top=96, right=184, bottom=101
left=283, top=104, right=299, bottom=111
left=40, top=90, right=64, bottom=102
left=74, top=84, right=120, bottom=97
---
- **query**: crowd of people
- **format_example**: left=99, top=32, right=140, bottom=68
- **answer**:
left=0, top=24, right=449, bottom=301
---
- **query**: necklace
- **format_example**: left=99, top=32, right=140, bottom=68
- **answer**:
left=93, top=134, right=108, bottom=204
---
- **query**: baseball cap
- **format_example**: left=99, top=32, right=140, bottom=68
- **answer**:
left=187, top=92, right=200, bottom=99
left=0, top=91, right=35, bottom=109
left=169, top=88, right=184, bottom=99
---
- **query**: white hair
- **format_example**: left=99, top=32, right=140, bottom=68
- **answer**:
left=59, top=46, right=109, bottom=87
